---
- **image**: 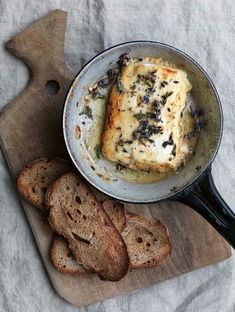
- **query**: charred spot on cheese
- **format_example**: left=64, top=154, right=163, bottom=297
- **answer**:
left=101, top=57, right=199, bottom=173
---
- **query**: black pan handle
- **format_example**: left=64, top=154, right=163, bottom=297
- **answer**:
left=175, top=166, right=235, bottom=248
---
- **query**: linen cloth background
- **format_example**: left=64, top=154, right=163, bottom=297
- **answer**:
left=0, top=0, right=235, bottom=311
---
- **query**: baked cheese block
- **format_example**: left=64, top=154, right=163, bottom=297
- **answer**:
left=102, top=58, right=193, bottom=172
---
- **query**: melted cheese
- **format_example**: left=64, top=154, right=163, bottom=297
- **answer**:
left=102, top=58, right=193, bottom=173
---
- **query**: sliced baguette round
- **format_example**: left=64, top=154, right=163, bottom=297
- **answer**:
left=122, top=214, right=172, bottom=269
left=17, top=158, right=72, bottom=210
left=46, top=172, right=129, bottom=281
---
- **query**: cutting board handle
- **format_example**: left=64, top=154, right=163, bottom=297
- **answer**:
left=0, top=10, right=74, bottom=160
left=5, top=9, right=71, bottom=81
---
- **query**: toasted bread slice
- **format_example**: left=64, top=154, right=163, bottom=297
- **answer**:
left=51, top=199, right=126, bottom=274
left=51, top=236, right=88, bottom=274
left=102, top=199, right=126, bottom=233
left=90, top=187, right=126, bottom=233
left=122, top=214, right=172, bottom=269
left=47, top=172, right=129, bottom=281
left=51, top=213, right=171, bottom=274
left=17, top=158, right=71, bottom=210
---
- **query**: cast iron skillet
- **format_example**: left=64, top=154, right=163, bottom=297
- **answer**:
left=63, top=41, right=235, bottom=248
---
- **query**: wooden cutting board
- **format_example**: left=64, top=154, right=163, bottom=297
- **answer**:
left=0, top=9, right=231, bottom=308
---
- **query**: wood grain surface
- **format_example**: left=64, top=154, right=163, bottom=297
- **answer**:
left=0, top=9, right=231, bottom=308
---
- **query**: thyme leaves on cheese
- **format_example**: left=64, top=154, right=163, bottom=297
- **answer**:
left=130, top=83, right=137, bottom=97
left=162, top=134, right=174, bottom=147
left=136, top=73, right=156, bottom=88
left=152, top=100, right=161, bottom=115
left=117, top=138, right=125, bottom=146
left=171, top=144, right=177, bottom=156
left=162, top=134, right=177, bottom=157
left=161, top=91, right=173, bottom=106
left=117, top=138, right=133, bottom=149
left=133, top=112, right=162, bottom=122
left=147, top=87, right=156, bottom=94
left=133, top=112, right=148, bottom=120
left=133, top=121, right=161, bottom=140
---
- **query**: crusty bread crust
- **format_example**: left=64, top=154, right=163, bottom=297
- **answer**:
left=47, top=172, right=129, bottom=281
left=17, top=158, right=71, bottom=210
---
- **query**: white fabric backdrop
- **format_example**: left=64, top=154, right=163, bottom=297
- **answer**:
left=0, top=1, right=235, bottom=311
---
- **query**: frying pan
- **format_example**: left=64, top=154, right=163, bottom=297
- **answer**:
left=63, top=41, right=235, bottom=248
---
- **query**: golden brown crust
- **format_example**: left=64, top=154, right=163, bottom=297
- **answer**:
left=101, top=86, right=122, bottom=162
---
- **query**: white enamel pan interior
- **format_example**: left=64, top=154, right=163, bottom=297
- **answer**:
left=63, top=41, right=222, bottom=203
